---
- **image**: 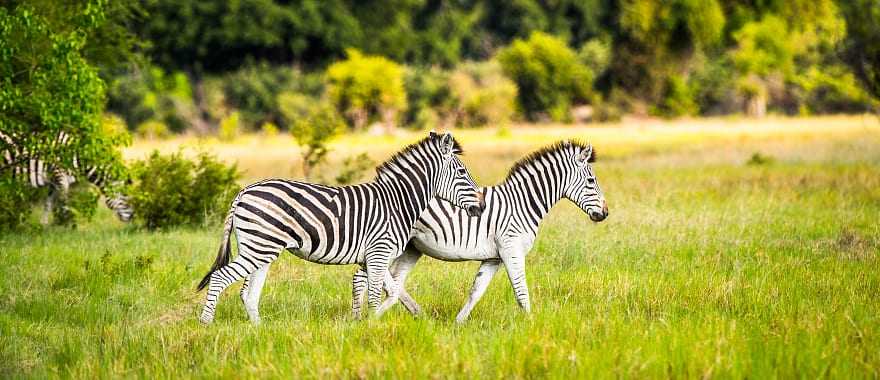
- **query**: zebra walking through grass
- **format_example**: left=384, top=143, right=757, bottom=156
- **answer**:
left=352, top=141, right=608, bottom=322
left=0, top=131, right=133, bottom=224
left=197, top=132, right=485, bottom=324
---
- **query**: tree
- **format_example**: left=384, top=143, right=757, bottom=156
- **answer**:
left=838, top=0, right=880, bottom=102
left=325, top=50, right=407, bottom=131
left=0, top=2, right=127, bottom=179
left=278, top=93, right=343, bottom=179
left=498, top=32, right=593, bottom=121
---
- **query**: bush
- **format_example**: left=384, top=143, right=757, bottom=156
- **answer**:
left=52, top=183, right=100, bottom=227
left=448, top=61, right=518, bottom=127
left=653, top=75, right=699, bottom=118
left=218, top=112, right=241, bottom=141
left=221, top=63, right=324, bottom=129
left=107, top=65, right=195, bottom=133
left=403, top=67, right=453, bottom=129
left=498, top=32, right=594, bottom=122
left=279, top=93, right=344, bottom=179
left=333, top=153, right=375, bottom=185
left=326, top=49, right=407, bottom=130
left=0, top=174, right=44, bottom=231
left=129, top=151, right=240, bottom=229
left=135, top=120, right=171, bottom=140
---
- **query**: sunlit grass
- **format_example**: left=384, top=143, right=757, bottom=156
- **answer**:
left=2, top=116, right=879, bottom=378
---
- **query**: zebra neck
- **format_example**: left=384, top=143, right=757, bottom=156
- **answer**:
left=501, top=171, right=564, bottom=228
left=378, top=167, right=435, bottom=230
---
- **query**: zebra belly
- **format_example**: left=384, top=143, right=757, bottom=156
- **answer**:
left=410, top=231, right=499, bottom=262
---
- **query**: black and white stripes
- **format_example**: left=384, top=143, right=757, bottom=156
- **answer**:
left=197, top=132, right=484, bottom=324
left=352, top=140, right=608, bottom=321
left=0, top=130, right=133, bottom=223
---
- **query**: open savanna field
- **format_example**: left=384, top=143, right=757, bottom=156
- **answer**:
left=2, top=116, right=879, bottom=378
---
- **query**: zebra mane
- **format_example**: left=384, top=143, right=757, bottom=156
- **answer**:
left=504, top=140, right=595, bottom=182
left=375, top=134, right=463, bottom=179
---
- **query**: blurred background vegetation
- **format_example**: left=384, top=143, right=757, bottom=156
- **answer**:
left=6, top=0, right=879, bottom=140
left=1, top=0, right=879, bottom=228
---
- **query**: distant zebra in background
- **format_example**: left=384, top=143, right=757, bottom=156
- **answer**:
left=197, top=132, right=485, bottom=324
left=0, top=130, right=133, bottom=224
left=352, top=141, right=608, bottom=322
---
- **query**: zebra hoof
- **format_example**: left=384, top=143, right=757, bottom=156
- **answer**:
left=199, top=313, right=214, bottom=325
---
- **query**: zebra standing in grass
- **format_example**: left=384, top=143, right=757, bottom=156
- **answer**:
left=0, top=130, right=133, bottom=224
left=352, top=141, right=608, bottom=322
left=197, top=132, right=485, bottom=324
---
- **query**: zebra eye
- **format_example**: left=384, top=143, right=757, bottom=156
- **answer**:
left=587, top=177, right=596, bottom=184
left=457, top=168, right=467, bottom=177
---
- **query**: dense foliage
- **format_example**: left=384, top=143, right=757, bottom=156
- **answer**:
left=128, top=152, right=240, bottom=230
left=0, top=3, right=128, bottom=176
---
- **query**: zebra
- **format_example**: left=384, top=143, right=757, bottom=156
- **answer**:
left=197, top=131, right=485, bottom=324
left=351, top=140, right=608, bottom=322
left=0, top=130, right=133, bottom=224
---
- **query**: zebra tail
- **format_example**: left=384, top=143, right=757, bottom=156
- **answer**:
left=197, top=203, right=236, bottom=291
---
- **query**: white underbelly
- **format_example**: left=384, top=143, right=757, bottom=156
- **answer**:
left=410, top=230, right=499, bottom=262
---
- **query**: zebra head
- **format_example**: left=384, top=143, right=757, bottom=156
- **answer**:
left=431, top=132, right=485, bottom=217
left=563, top=142, right=608, bottom=222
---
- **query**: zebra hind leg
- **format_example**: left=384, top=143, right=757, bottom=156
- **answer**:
left=200, top=246, right=273, bottom=324
left=241, top=264, right=270, bottom=324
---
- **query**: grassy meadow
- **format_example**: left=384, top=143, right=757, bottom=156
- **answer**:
left=2, top=116, right=879, bottom=378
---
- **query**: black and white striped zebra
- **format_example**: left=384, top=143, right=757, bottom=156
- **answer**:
left=0, top=131, right=133, bottom=224
left=351, top=141, right=608, bottom=322
left=197, top=132, right=485, bottom=324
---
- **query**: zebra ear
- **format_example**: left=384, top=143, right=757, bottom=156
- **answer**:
left=439, top=132, right=454, bottom=156
left=428, top=130, right=437, bottom=138
left=576, top=145, right=593, bottom=166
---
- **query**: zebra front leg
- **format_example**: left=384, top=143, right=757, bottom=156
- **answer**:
left=500, top=251, right=531, bottom=314
left=375, top=271, right=402, bottom=317
left=351, top=268, right=368, bottom=320
left=364, top=253, right=394, bottom=319
left=455, top=259, right=501, bottom=323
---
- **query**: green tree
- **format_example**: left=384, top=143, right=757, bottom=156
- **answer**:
left=498, top=32, right=593, bottom=121
left=278, top=93, right=343, bottom=179
left=838, top=0, right=880, bottom=101
left=0, top=2, right=127, bottom=181
left=325, top=50, right=407, bottom=131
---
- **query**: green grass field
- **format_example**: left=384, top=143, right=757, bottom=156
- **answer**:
left=2, top=116, right=879, bottom=378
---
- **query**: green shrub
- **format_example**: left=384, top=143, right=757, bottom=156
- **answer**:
left=498, top=32, right=594, bottom=122
left=578, top=38, right=612, bottom=77
left=326, top=49, right=407, bottom=130
left=448, top=61, right=518, bottom=127
left=279, top=93, right=344, bottom=179
left=52, top=184, right=100, bottom=227
left=795, top=65, right=878, bottom=114
left=107, top=65, right=195, bottom=132
left=403, top=67, right=453, bottom=129
left=653, top=75, right=699, bottom=118
left=135, top=120, right=171, bottom=140
left=0, top=174, right=43, bottom=232
left=218, top=112, right=240, bottom=141
left=261, top=122, right=280, bottom=137
left=221, top=63, right=324, bottom=129
left=333, top=153, right=375, bottom=185
left=129, top=151, right=240, bottom=230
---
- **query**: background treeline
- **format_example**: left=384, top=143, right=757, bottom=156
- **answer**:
left=105, top=0, right=880, bottom=137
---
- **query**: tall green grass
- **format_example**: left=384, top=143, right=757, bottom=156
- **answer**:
left=1, top=122, right=878, bottom=378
